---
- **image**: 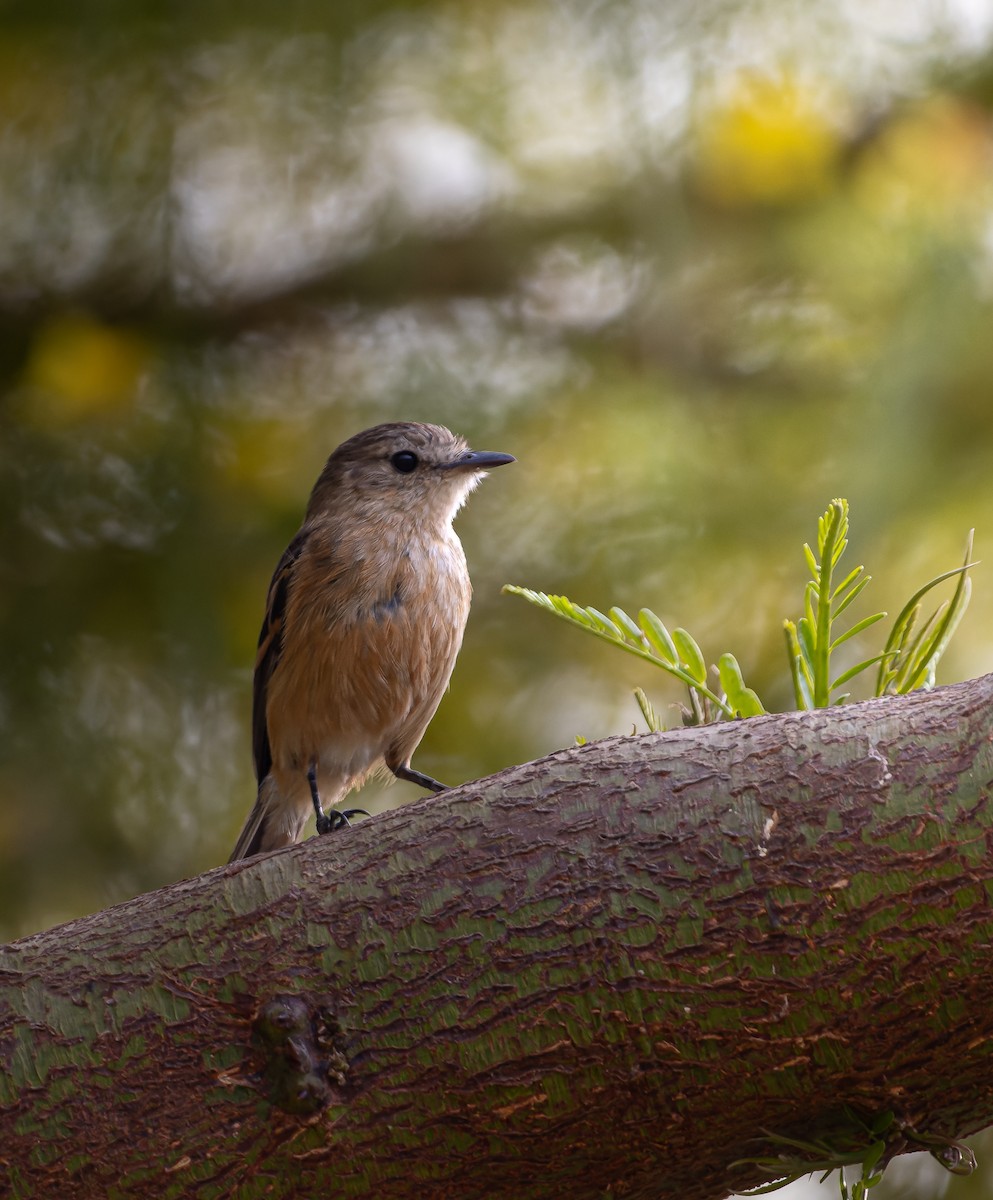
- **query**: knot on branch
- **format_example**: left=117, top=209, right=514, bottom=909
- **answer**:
left=252, top=994, right=350, bottom=1115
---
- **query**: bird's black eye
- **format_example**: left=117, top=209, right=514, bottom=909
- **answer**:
left=390, top=451, right=419, bottom=474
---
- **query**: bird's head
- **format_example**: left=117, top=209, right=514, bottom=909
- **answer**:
left=306, top=422, right=514, bottom=528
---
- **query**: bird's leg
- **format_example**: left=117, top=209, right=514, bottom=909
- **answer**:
left=393, top=764, right=448, bottom=793
left=307, top=761, right=331, bottom=832
left=308, top=761, right=368, bottom=835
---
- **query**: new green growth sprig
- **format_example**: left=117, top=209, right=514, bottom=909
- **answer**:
left=783, top=499, right=887, bottom=709
left=784, top=500, right=974, bottom=709
left=731, top=1107, right=976, bottom=1200
left=504, top=499, right=974, bottom=731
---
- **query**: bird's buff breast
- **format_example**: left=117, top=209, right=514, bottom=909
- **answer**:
left=265, top=529, right=471, bottom=780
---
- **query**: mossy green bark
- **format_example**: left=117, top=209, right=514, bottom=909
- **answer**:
left=2, top=676, right=993, bottom=1199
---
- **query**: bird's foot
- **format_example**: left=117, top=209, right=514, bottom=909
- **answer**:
left=307, top=761, right=368, bottom=835
left=315, top=807, right=370, bottom=835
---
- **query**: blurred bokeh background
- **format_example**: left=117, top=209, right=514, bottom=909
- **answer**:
left=2, top=1, right=993, bottom=1193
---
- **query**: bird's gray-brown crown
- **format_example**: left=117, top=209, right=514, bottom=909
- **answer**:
left=306, top=422, right=514, bottom=521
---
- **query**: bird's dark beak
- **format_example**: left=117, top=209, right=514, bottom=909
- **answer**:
left=443, top=450, right=516, bottom=471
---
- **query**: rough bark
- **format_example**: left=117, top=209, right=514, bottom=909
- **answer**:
left=3, top=675, right=993, bottom=1200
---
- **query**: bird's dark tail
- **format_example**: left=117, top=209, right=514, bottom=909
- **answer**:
left=228, top=777, right=309, bottom=861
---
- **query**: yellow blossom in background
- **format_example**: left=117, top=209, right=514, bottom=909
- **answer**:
left=22, top=310, right=153, bottom=425
left=693, top=73, right=841, bottom=207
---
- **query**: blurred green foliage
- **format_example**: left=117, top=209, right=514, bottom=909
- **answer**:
left=3, top=2, right=993, bottom=1194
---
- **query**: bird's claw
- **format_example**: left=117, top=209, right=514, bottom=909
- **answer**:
left=315, top=807, right=370, bottom=835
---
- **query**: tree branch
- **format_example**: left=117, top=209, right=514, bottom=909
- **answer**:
left=3, top=675, right=993, bottom=1199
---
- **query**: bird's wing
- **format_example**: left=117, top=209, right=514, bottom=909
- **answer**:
left=253, top=530, right=308, bottom=784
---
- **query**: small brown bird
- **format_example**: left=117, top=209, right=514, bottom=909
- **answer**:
left=229, top=421, right=514, bottom=860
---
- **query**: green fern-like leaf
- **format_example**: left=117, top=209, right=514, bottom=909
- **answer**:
left=875, top=530, right=975, bottom=695
left=733, top=1108, right=896, bottom=1199
left=502, top=586, right=746, bottom=720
